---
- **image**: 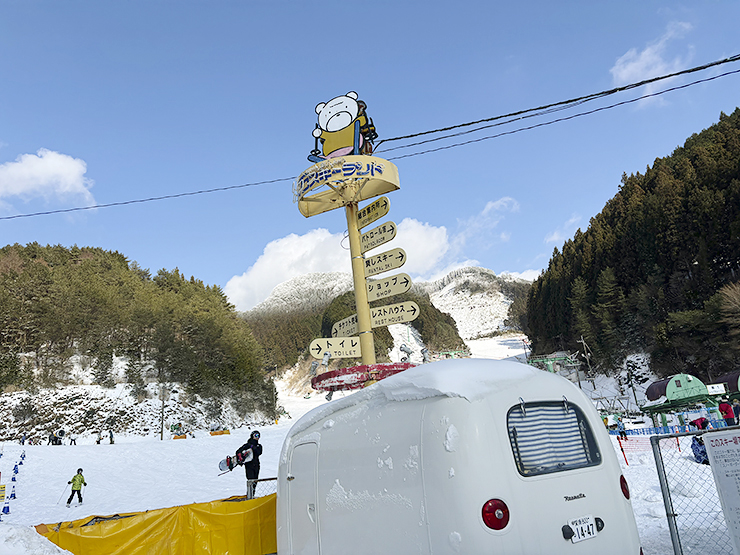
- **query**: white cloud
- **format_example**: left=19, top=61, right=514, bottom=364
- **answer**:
left=454, top=196, right=519, bottom=253
left=610, top=22, right=693, bottom=102
left=225, top=198, right=525, bottom=310
left=0, top=148, right=95, bottom=208
left=224, top=228, right=350, bottom=311
left=545, top=214, right=581, bottom=244
left=387, top=218, right=450, bottom=275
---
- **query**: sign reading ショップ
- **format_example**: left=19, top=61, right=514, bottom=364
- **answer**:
left=705, top=429, right=740, bottom=554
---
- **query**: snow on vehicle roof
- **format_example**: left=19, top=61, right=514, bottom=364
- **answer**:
left=281, top=358, right=573, bottom=462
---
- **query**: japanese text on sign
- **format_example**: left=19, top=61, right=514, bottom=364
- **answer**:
left=309, top=337, right=361, bottom=359
left=705, top=430, right=740, bottom=554
left=361, top=221, right=397, bottom=254
left=357, top=196, right=389, bottom=229
left=364, top=247, right=406, bottom=277
left=367, top=272, right=412, bottom=302
left=296, top=159, right=385, bottom=200
left=332, top=314, right=358, bottom=338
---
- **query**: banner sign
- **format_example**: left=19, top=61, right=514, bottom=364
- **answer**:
left=705, top=430, right=740, bottom=555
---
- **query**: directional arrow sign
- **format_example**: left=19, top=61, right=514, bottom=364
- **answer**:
left=361, top=220, right=397, bottom=254
left=367, top=272, right=412, bottom=302
left=331, top=300, right=420, bottom=337
left=364, top=247, right=406, bottom=277
left=309, top=337, right=361, bottom=359
left=331, top=313, right=358, bottom=338
left=370, top=301, right=420, bottom=328
left=357, top=196, right=390, bottom=230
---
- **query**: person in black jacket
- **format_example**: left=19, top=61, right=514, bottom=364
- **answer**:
left=236, top=430, right=262, bottom=497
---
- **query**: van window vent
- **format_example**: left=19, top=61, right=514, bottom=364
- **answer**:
left=507, top=402, right=601, bottom=476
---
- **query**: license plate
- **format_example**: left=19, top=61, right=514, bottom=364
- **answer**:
left=568, top=515, right=597, bottom=543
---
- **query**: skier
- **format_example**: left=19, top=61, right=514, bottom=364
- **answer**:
left=109, top=430, right=114, bottom=444
left=237, top=431, right=263, bottom=498
left=68, top=433, right=77, bottom=445
left=66, top=468, right=87, bottom=507
left=616, top=417, right=628, bottom=440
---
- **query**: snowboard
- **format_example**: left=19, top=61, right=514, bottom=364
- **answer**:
left=218, top=448, right=252, bottom=472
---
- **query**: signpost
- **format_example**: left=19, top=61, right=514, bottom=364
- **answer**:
left=361, top=221, right=397, bottom=254
left=367, top=272, right=412, bottom=302
left=357, top=196, right=389, bottom=229
left=364, top=247, right=406, bottom=277
left=310, top=337, right=362, bottom=359
left=331, top=300, right=420, bottom=337
left=295, top=94, right=405, bottom=367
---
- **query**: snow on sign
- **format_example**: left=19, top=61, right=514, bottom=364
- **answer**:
left=309, top=337, right=361, bottom=359
left=367, top=272, right=412, bottom=302
left=361, top=220, right=397, bottom=254
left=357, top=196, right=389, bottom=230
left=364, top=247, right=406, bottom=277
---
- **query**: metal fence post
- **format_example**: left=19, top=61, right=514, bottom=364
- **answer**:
left=651, top=435, right=683, bottom=555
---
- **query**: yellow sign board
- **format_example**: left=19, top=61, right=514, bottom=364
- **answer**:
left=309, top=337, right=361, bottom=359
left=331, top=300, right=420, bottom=337
left=364, top=247, right=406, bottom=277
left=0, top=485, right=5, bottom=501
left=367, top=272, right=412, bottom=302
left=295, top=156, right=400, bottom=218
left=361, top=220, right=397, bottom=254
left=370, top=301, right=420, bottom=327
left=331, top=314, right=358, bottom=338
left=357, top=197, right=389, bottom=230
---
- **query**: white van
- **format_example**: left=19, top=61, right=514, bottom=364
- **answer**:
left=277, top=358, right=642, bottom=554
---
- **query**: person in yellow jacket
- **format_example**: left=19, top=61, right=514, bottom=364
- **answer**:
left=66, top=468, right=87, bottom=507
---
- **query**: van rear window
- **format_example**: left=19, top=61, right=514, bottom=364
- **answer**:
left=507, top=401, right=601, bottom=476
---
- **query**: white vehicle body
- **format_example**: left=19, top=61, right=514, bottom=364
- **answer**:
left=277, top=359, right=641, bottom=554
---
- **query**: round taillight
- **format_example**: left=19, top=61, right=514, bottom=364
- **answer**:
left=482, top=499, right=510, bottom=530
left=620, top=474, right=630, bottom=500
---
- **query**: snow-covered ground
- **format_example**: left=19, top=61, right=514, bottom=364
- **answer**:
left=0, top=335, right=682, bottom=553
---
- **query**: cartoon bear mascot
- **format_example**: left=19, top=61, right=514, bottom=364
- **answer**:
left=310, top=92, right=377, bottom=160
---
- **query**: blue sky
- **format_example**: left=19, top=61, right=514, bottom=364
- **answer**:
left=1, top=2, right=739, bottom=311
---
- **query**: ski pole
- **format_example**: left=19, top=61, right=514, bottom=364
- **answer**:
left=57, top=484, right=69, bottom=504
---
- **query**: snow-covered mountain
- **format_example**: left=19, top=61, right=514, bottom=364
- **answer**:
left=250, top=266, right=526, bottom=341
left=250, top=272, right=353, bottom=313
left=416, top=267, right=523, bottom=340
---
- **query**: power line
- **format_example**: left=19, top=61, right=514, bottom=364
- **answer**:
left=375, top=52, right=740, bottom=150
left=0, top=176, right=295, bottom=221
left=384, top=67, right=740, bottom=161
left=2, top=53, right=739, bottom=222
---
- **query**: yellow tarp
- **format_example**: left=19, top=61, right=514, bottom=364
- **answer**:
left=36, top=494, right=277, bottom=555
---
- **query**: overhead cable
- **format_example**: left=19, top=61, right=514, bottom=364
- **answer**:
left=1, top=53, right=739, bottom=222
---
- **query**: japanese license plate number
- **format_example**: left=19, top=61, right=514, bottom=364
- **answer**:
left=568, top=514, right=597, bottom=543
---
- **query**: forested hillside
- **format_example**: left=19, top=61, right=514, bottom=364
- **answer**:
left=527, top=109, right=740, bottom=381
left=0, top=244, right=273, bottom=413
left=244, top=285, right=466, bottom=371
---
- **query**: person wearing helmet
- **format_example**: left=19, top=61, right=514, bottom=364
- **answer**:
left=66, top=468, right=87, bottom=507
left=236, top=430, right=263, bottom=498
